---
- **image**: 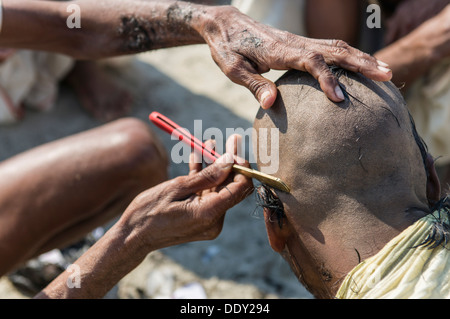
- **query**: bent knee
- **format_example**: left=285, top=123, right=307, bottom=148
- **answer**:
left=107, top=118, right=169, bottom=183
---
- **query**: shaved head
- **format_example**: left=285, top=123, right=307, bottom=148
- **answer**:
left=254, top=69, right=429, bottom=218
left=252, top=69, right=437, bottom=298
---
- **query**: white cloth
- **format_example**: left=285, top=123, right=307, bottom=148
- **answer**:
left=406, top=59, right=450, bottom=166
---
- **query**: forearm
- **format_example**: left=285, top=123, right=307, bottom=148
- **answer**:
left=33, top=152, right=249, bottom=299
left=34, top=220, right=147, bottom=299
left=0, top=0, right=207, bottom=59
left=374, top=34, right=432, bottom=89
left=375, top=6, right=450, bottom=89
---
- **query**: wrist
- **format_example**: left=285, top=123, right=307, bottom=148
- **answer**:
left=191, top=5, right=237, bottom=40
left=36, top=222, right=148, bottom=299
left=113, top=212, right=152, bottom=262
left=163, top=1, right=207, bottom=42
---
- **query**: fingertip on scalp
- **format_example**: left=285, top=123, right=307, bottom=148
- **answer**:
left=259, top=91, right=271, bottom=109
left=334, top=85, right=345, bottom=101
left=319, top=80, right=344, bottom=103
left=367, top=68, right=393, bottom=82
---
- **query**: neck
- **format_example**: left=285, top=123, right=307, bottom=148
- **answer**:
left=284, top=199, right=429, bottom=299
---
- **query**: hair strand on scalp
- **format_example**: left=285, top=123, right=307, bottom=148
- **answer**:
left=330, top=66, right=400, bottom=127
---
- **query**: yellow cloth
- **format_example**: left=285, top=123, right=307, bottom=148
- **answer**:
left=336, top=209, right=450, bottom=299
left=407, top=58, right=450, bottom=166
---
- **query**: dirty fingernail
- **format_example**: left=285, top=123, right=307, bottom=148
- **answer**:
left=335, top=85, right=345, bottom=101
left=260, top=91, right=272, bottom=108
left=377, top=60, right=390, bottom=67
left=377, top=65, right=391, bottom=73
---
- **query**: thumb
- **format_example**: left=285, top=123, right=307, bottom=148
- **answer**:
left=245, top=73, right=278, bottom=109
left=219, top=54, right=278, bottom=109
left=182, top=153, right=234, bottom=195
left=228, top=64, right=278, bottom=109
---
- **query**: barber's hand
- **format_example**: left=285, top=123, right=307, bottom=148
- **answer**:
left=121, top=135, right=253, bottom=252
left=198, top=6, right=392, bottom=109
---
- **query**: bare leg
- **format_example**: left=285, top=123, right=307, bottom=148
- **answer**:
left=0, top=118, right=168, bottom=276
left=65, top=61, right=133, bottom=122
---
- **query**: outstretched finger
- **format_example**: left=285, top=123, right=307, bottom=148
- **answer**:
left=189, top=151, right=202, bottom=176
left=189, top=139, right=216, bottom=175
left=225, top=134, right=247, bottom=166
left=298, top=52, right=346, bottom=102
left=178, top=153, right=235, bottom=198
left=320, top=40, right=392, bottom=82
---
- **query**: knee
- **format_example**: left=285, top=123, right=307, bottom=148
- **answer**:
left=109, top=118, right=169, bottom=186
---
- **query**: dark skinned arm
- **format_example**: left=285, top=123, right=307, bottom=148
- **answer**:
left=374, top=3, right=450, bottom=89
left=34, top=150, right=253, bottom=299
left=0, top=0, right=391, bottom=108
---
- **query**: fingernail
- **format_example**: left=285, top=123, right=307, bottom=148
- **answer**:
left=377, top=60, right=390, bottom=67
left=377, top=65, right=391, bottom=73
left=335, top=85, right=345, bottom=101
left=260, top=91, right=271, bottom=109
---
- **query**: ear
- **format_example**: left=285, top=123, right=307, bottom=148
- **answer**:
left=425, top=153, right=441, bottom=205
left=263, top=208, right=292, bottom=253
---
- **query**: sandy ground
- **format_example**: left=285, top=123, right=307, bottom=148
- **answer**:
left=0, top=45, right=313, bottom=299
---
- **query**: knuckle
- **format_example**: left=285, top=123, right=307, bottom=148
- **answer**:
left=174, top=175, right=189, bottom=186
left=354, top=54, right=377, bottom=72
left=332, top=39, right=350, bottom=49
left=222, top=59, right=244, bottom=79
left=247, top=78, right=266, bottom=96
left=318, top=68, right=335, bottom=80
left=330, top=46, right=350, bottom=57
left=329, top=40, right=351, bottom=56
left=200, top=167, right=218, bottom=185
left=170, top=176, right=188, bottom=195
left=360, top=52, right=377, bottom=63
left=305, top=51, right=325, bottom=63
left=303, top=51, right=327, bottom=73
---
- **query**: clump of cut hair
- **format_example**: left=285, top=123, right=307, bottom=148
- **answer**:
left=419, top=196, right=450, bottom=249
left=256, top=184, right=285, bottom=229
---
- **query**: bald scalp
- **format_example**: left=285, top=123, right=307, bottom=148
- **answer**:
left=253, top=70, right=428, bottom=206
